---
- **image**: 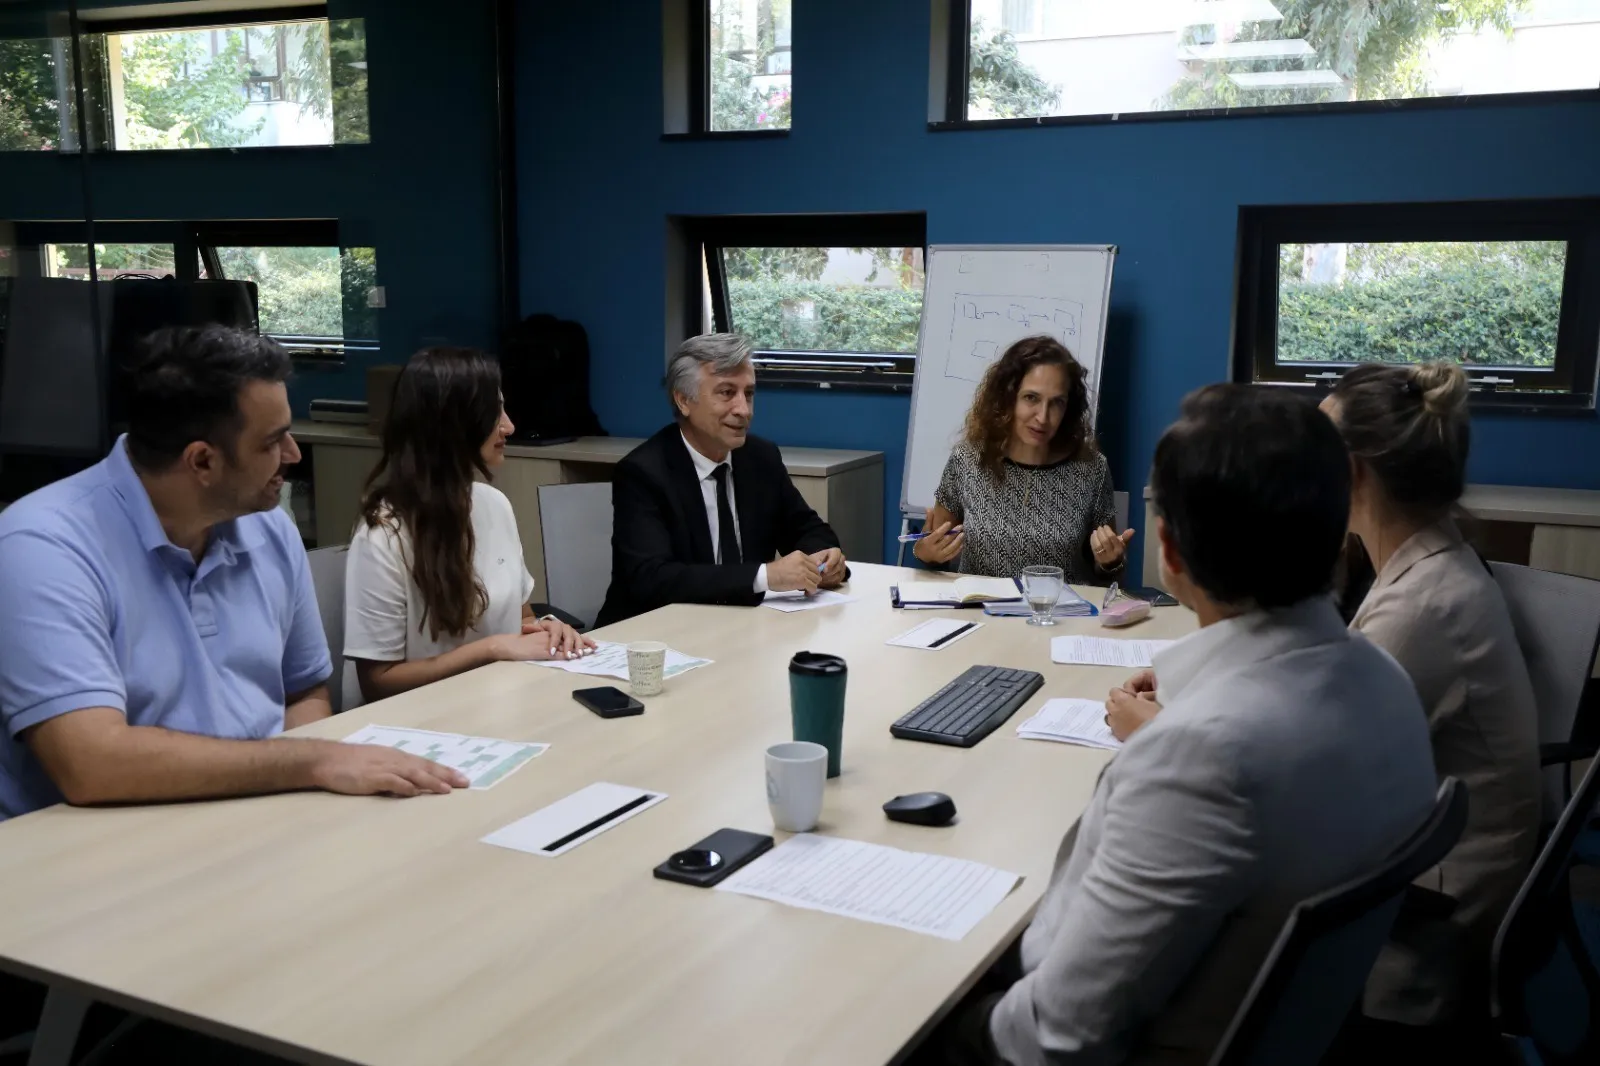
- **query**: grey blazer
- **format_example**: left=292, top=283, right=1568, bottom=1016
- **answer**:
left=1354, top=519, right=1541, bottom=1024
left=988, top=599, right=1437, bottom=1066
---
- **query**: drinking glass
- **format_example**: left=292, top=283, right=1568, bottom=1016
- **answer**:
left=1020, top=565, right=1065, bottom=626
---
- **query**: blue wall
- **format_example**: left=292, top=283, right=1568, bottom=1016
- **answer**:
left=0, top=0, right=503, bottom=414
left=516, top=0, right=1600, bottom=572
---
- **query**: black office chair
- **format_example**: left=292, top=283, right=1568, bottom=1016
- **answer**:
left=1492, top=755, right=1600, bottom=1066
left=1208, top=777, right=1469, bottom=1066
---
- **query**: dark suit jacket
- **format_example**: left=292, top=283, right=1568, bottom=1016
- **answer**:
left=595, top=425, right=841, bottom=626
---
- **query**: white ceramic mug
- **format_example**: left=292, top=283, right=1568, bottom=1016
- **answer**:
left=765, top=741, right=828, bottom=833
left=627, top=641, right=667, bottom=697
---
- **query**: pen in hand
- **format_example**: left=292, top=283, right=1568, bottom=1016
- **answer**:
left=898, top=526, right=964, bottom=543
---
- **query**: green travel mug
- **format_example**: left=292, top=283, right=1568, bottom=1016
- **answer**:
left=789, top=651, right=847, bottom=779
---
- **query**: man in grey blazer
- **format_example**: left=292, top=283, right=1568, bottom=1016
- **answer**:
left=934, top=385, right=1438, bottom=1066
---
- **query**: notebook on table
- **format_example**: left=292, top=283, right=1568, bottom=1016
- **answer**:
left=892, top=577, right=1022, bottom=608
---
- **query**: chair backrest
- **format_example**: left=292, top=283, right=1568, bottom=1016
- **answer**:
left=306, top=546, right=356, bottom=714
left=1489, top=561, right=1600, bottom=817
left=1491, top=755, right=1600, bottom=1065
left=537, top=482, right=614, bottom=630
left=1209, top=777, right=1469, bottom=1066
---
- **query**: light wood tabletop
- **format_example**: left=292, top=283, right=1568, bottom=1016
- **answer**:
left=0, top=563, right=1196, bottom=1066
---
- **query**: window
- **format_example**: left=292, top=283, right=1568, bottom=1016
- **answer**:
left=1232, top=201, right=1600, bottom=409
left=686, top=214, right=928, bottom=390
left=665, top=0, right=792, bottom=135
left=709, top=0, right=792, bottom=131
left=3, top=220, right=378, bottom=364
left=1, top=8, right=368, bottom=152
left=203, top=245, right=377, bottom=359
left=942, top=0, right=1600, bottom=124
left=44, top=243, right=178, bottom=281
left=0, top=37, right=71, bottom=151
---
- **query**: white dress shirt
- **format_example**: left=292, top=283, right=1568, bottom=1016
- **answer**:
left=682, top=433, right=767, bottom=594
left=989, top=597, right=1437, bottom=1065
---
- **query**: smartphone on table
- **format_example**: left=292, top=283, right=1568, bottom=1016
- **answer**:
left=572, top=686, right=645, bottom=718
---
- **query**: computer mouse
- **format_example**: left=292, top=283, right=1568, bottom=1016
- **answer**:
left=883, top=792, right=957, bottom=827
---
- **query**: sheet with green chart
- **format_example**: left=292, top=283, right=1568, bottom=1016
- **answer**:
left=340, top=724, right=549, bottom=789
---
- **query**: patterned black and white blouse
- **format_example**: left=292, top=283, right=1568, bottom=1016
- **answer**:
left=933, top=441, right=1116, bottom=585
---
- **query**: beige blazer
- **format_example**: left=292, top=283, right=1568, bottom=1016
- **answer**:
left=1353, top=518, right=1541, bottom=1024
left=989, top=599, right=1437, bottom=1066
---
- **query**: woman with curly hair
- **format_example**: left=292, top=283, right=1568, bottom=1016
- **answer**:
left=914, top=335, right=1133, bottom=583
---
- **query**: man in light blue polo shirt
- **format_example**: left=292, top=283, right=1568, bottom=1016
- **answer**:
left=0, top=325, right=467, bottom=821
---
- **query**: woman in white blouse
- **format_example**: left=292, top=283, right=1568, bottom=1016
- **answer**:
left=343, top=347, right=592, bottom=705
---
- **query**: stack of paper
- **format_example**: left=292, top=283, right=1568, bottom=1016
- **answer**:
left=1017, top=698, right=1121, bottom=751
left=341, top=725, right=547, bottom=789
left=523, top=641, right=712, bottom=682
left=717, top=834, right=1020, bottom=941
left=1050, top=635, right=1174, bottom=668
left=982, top=585, right=1095, bottom=618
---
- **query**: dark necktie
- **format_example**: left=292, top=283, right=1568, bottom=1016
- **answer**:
left=711, top=463, right=741, bottom=565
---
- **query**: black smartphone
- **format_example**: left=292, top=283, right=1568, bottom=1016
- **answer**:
left=572, top=686, right=645, bottom=719
left=653, top=828, right=774, bottom=888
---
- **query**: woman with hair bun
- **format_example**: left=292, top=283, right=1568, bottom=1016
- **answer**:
left=1321, top=361, right=1539, bottom=1052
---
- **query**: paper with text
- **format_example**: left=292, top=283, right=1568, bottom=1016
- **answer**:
left=1017, top=698, right=1122, bottom=751
left=341, top=725, right=547, bottom=789
left=718, top=834, right=1020, bottom=941
left=762, top=589, right=858, bottom=613
left=523, top=641, right=712, bottom=682
left=1050, top=635, right=1173, bottom=669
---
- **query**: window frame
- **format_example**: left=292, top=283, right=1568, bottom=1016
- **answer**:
left=930, top=0, right=1600, bottom=130
left=681, top=212, right=929, bottom=393
left=1230, top=199, right=1600, bottom=413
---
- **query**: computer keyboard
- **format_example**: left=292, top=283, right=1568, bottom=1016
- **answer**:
left=890, top=665, right=1044, bottom=747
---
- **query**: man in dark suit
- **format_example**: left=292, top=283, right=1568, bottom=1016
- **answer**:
left=595, top=334, right=847, bottom=626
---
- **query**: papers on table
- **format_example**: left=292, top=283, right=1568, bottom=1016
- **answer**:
left=717, top=834, right=1020, bottom=941
left=887, top=617, right=983, bottom=650
left=482, top=782, right=667, bottom=858
left=1050, top=635, right=1174, bottom=669
left=1017, top=698, right=1121, bottom=751
left=341, top=725, right=547, bottom=789
left=762, top=589, right=858, bottom=613
left=896, top=577, right=1021, bottom=606
left=981, top=585, right=1095, bottom=618
left=523, top=641, right=712, bottom=682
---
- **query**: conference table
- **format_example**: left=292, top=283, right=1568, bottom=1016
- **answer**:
left=0, top=563, right=1196, bottom=1066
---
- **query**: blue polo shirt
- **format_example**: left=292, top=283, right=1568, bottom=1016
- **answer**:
left=0, top=438, right=331, bottom=820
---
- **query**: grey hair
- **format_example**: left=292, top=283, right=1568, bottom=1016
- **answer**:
left=666, top=333, right=753, bottom=418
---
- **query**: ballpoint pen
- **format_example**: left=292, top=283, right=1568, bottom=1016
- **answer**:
left=897, top=526, right=964, bottom=543
left=1102, top=581, right=1120, bottom=611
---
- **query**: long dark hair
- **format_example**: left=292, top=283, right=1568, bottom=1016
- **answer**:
left=1329, top=361, right=1470, bottom=519
left=963, top=335, right=1095, bottom=480
left=359, top=347, right=503, bottom=641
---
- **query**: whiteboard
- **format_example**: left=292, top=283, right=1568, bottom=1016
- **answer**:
left=901, top=245, right=1116, bottom=515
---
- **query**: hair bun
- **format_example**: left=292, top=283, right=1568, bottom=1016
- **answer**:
left=1409, top=361, right=1468, bottom=418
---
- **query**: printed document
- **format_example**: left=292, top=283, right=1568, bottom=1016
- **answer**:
left=717, top=834, right=1020, bottom=941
